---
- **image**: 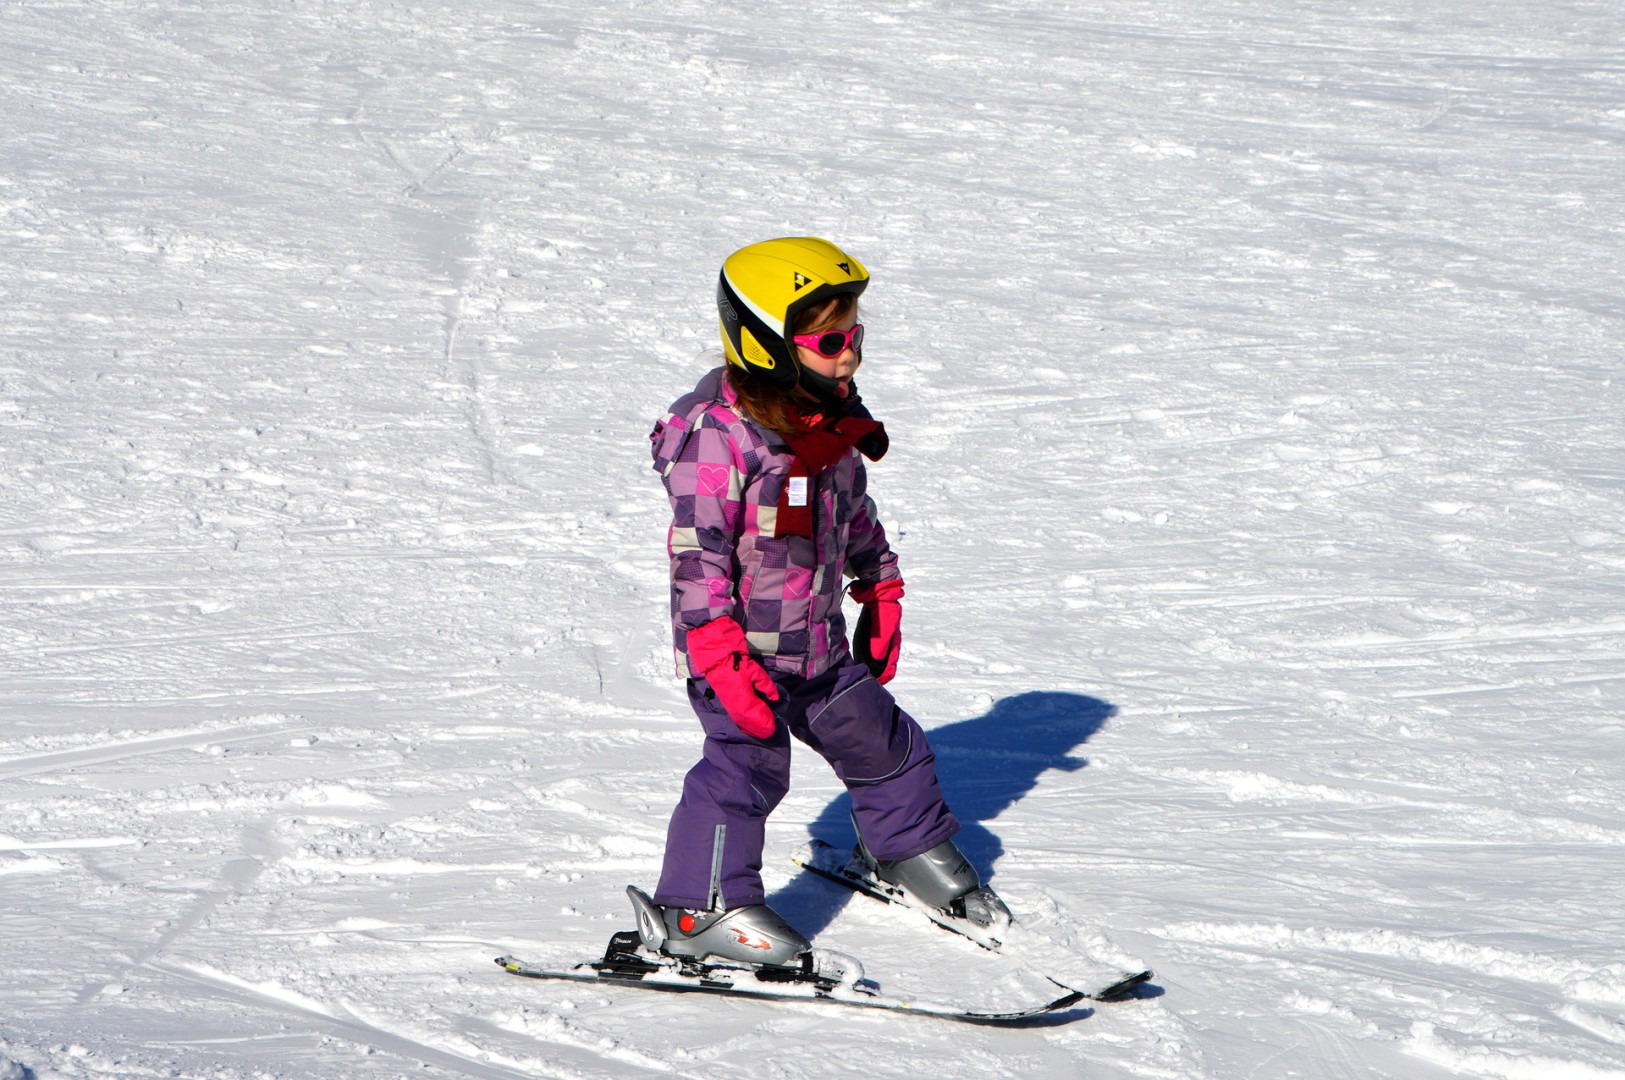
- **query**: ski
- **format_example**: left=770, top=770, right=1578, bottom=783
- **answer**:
left=495, top=931, right=1089, bottom=1026
left=791, top=838, right=1153, bottom=1003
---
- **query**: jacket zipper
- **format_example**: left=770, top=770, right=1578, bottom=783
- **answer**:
left=809, top=465, right=823, bottom=676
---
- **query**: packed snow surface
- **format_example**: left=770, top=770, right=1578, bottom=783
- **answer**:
left=4, top=1, right=1624, bottom=1077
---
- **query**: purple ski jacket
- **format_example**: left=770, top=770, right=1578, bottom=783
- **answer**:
left=651, top=367, right=901, bottom=679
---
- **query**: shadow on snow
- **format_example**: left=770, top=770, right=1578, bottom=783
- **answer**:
left=769, top=690, right=1115, bottom=941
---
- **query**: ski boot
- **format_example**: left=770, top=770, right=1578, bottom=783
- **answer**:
left=626, top=885, right=810, bottom=967
left=859, top=837, right=1014, bottom=939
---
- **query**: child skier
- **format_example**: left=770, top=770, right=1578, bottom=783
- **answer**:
left=632, top=237, right=1008, bottom=968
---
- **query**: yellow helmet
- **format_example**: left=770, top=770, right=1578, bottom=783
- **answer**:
left=717, top=237, right=869, bottom=389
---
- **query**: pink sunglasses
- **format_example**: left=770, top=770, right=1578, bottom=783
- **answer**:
left=792, top=323, right=865, bottom=358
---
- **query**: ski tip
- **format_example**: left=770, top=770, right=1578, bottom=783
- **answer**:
left=1047, top=989, right=1088, bottom=1011
left=1091, top=969, right=1155, bottom=1003
left=951, top=988, right=1088, bottom=1025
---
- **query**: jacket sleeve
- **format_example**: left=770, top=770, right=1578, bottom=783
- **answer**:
left=843, top=458, right=901, bottom=586
left=660, top=409, right=748, bottom=634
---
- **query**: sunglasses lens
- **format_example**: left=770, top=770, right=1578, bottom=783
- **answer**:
left=813, top=325, right=863, bottom=357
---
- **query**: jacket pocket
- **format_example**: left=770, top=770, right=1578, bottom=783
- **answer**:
left=738, top=542, right=764, bottom=605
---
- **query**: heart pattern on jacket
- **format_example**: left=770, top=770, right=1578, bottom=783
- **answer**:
left=696, top=464, right=729, bottom=497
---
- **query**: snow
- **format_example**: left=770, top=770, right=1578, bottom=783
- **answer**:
left=3, top=0, right=1623, bottom=1076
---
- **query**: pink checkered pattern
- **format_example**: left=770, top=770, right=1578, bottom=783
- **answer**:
left=651, top=368, right=900, bottom=678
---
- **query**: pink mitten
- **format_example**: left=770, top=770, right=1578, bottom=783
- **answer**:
left=850, top=578, right=904, bottom=685
left=686, top=617, right=780, bottom=738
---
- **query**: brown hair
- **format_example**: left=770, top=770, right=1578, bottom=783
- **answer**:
left=726, top=296, right=858, bottom=436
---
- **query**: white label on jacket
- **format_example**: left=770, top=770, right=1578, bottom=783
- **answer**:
left=788, top=477, right=809, bottom=507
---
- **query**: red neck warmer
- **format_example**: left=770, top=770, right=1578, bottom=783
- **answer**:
left=774, top=405, right=888, bottom=538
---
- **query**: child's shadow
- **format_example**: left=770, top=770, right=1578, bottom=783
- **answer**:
left=770, top=690, right=1115, bottom=939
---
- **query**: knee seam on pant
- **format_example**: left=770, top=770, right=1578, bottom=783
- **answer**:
left=844, top=723, right=913, bottom=785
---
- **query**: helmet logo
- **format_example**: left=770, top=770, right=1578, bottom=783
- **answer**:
left=793, top=272, right=811, bottom=291
left=837, top=262, right=850, bottom=274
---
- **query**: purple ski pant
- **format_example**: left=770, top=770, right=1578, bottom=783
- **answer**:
left=654, top=662, right=960, bottom=911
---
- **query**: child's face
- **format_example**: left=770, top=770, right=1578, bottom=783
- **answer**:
left=795, top=305, right=863, bottom=396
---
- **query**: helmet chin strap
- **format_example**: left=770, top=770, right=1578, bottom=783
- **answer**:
left=796, top=366, right=854, bottom=409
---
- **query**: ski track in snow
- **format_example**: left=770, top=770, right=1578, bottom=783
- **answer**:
left=4, top=1, right=1625, bottom=1077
